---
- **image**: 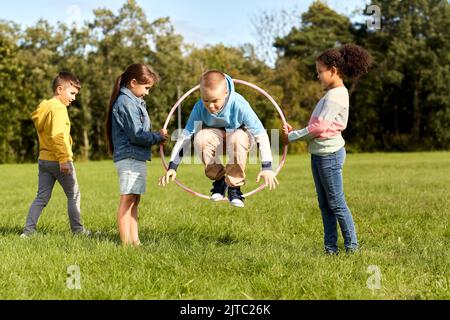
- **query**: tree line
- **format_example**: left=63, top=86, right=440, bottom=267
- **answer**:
left=0, top=0, right=448, bottom=163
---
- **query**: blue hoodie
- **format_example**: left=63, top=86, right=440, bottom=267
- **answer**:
left=169, top=74, right=272, bottom=171
left=183, top=75, right=266, bottom=136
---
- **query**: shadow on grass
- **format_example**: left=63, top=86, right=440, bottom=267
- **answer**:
left=1, top=224, right=252, bottom=248
left=0, top=224, right=122, bottom=245
left=138, top=226, right=251, bottom=247
left=0, top=226, right=23, bottom=236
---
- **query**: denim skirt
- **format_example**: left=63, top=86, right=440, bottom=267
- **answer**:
left=115, top=158, right=147, bottom=195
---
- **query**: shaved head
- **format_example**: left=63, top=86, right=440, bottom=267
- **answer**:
left=200, top=70, right=227, bottom=92
left=199, top=70, right=229, bottom=114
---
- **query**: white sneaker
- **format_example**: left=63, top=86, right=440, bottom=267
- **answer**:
left=20, top=232, right=32, bottom=238
left=210, top=178, right=227, bottom=201
left=211, top=193, right=225, bottom=201
left=230, top=198, right=245, bottom=208
left=228, top=187, right=245, bottom=208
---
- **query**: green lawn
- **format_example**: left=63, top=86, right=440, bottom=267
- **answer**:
left=0, top=152, right=449, bottom=299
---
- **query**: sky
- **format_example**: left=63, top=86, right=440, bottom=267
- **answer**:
left=0, top=0, right=367, bottom=48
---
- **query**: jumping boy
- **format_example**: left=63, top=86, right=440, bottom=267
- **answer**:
left=159, top=70, right=278, bottom=207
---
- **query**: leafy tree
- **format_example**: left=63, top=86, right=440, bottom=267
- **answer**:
left=0, top=21, right=23, bottom=162
left=274, top=1, right=354, bottom=78
left=1, top=20, right=66, bottom=162
left=352, top=0, right=450, bottom=150
left=1, top=0, right=448, bottom=163
left=84, top=0, right=187, bottom=159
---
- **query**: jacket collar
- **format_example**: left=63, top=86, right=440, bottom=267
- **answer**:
left=120, top=86, right=144, bottom=106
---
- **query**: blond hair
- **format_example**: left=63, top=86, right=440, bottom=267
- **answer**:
left=200, top=70, right=227, bottom=91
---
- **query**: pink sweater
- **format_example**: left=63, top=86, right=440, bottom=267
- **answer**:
left=288, top=86, right=349, bottom=155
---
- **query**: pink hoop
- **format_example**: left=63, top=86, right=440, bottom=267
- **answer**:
left=160, top=79, right=288, bottom=200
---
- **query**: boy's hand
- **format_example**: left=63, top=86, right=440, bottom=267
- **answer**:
left=282, top=123, right=293, bottom=144
left=256, top=170, right=279, bottom=190
left=60, top=162, right=72, bottom=174
left=158, top=169, right=176, bottom=186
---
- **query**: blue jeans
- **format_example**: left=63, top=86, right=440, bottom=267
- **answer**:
left=311, top=147, right=358, bottom=252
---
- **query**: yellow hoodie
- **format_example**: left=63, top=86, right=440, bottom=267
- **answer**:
left=32, top=98, right=73, bottom=163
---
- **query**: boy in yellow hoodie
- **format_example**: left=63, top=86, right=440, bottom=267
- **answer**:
left=21, top=72, right=90, bottom=237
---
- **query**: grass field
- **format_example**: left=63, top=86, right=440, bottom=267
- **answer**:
left=0, top=152, right=449, bottom=300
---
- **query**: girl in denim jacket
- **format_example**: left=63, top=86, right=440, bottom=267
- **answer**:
left=106, top=64, right=167, bottom=246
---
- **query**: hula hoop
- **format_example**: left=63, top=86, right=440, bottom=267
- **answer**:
left=160, top=79, right=288, bottom=200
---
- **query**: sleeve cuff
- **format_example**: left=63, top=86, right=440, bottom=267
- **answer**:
left=168, top=161, right=179, bottom=171
left=288, top=128, right=310, bottom=142
left=154, top=132, right=165, bottom=144
left=261, top=161, right=272, bottom=171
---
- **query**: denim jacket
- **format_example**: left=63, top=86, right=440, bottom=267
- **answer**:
left=112, top=87, right=164, bottom=162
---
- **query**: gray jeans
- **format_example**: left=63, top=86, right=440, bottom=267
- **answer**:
left=23, top=160, right=84, bottom=234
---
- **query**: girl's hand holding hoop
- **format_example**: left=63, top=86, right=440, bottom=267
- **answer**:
left=159, top=129, right=169, bottom=142
left=282, top=123, right=293, bottom=144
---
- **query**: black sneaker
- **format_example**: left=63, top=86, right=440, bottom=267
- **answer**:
left=210, top=177, right=228, bottom=201
left=228, top=187, right=244, bottom=208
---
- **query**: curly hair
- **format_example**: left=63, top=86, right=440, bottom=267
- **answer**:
left=317, top=44, right=373, bottom=80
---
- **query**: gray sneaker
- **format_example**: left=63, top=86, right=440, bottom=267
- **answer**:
left=19, top=231, right=36, bottom=238
left=325, top=249, right=339, bottom=256
left=73, top=228, right=92, bottom=236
